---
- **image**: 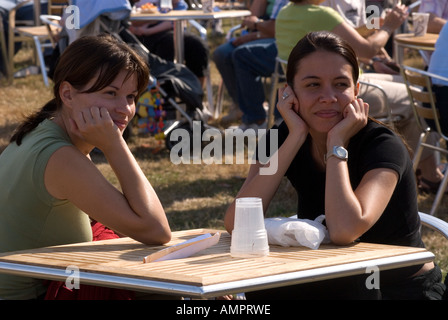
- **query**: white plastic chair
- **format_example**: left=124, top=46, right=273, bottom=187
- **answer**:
left=419, top=211, right=448, bottom=240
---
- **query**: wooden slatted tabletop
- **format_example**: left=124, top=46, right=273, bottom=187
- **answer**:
left=394, top=33, right=438, bottom=49
left=0, top=229, right=434, bottom=297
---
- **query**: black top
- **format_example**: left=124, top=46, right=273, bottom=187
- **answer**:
left=260, top=120, right=423, bottom=248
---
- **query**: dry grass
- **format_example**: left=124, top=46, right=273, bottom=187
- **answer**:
left=0, top=30, right=446, bottom=278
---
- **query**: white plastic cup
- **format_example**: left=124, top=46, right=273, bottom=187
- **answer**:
left=412, top=12, right=429, bottom=37
left=160, top=0, right=172, bottom=13
left=230, top=197, right=269, bottom=258
left=202, top=0, right=214, bottom=13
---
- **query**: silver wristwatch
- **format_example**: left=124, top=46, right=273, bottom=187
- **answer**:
left=325, top=146, right=348, bottom=163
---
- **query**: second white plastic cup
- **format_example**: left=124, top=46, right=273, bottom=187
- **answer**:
left=160, top=0, right=173, bottom=13
left=412, top=12, right=429, bottom=36
left=230, top=197, right=269, bottom=258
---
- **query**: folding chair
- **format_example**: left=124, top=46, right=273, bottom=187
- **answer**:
left=401, top=64, right=448, bottom=216
left=7, top=0, right=64, bottom=86
left=0, top=15, right=12, bottom=82
left=358, top=80, right=400, bottom=129
left=266, top=56, right=286, bottom=128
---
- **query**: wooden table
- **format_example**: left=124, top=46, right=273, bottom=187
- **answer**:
left=394, top=33, right=439, bottom=64
left=0, top=229, right=434, bottom=298
left=130, top=10, right=251, bottom=64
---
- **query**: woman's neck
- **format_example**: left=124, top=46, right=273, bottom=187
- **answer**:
left=310, top=132, right=327, bottom=170
left=51, top=113, right=94, bottom=156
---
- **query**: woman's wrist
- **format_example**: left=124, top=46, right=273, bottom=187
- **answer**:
left=253, top=19, right=263, bottom=30
left=380, top=25, right=394, bottom=35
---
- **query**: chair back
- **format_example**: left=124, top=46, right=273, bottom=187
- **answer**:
left=48, top=0, right=68, bottom=16
left=401, top=65, right=448, bottom=216
left=400, top=65, right=448, bottom=141
left=267, top=56, right=287, bottom=128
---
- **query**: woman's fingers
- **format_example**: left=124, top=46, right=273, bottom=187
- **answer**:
left=278, top=86, right=299, bottom=114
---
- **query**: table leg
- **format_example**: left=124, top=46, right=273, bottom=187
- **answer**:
left=173, top=19, right=216, bottom=118
left=394, top=41, right=404, bottom=65
left=33, top=0, right=41, bottom=26
left=173, top=20, right=185, bottom=64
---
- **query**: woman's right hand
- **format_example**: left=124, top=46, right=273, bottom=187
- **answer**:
left=277, top=86, right=309, bottom=137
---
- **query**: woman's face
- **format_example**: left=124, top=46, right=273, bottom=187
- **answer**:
left=70, top=69, right=139, bottom=133
left=292, top=50, right=358, bottom=134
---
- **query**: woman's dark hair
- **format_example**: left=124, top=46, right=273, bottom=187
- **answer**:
left=10, top=34, right=150, bottom=145
left=286, top=31, right=359, bottom=87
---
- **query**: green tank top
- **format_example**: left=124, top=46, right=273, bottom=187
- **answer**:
left=0, top=119, right=92, bottom=299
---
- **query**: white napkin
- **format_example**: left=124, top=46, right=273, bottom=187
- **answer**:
left=143, top=232, right=221, bottom=263
left=264, top=215, right=330, bottom=250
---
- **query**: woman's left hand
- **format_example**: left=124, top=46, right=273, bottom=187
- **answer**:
left=327, top=98, right=369, bottom=147
left=69, top=106, right=122, bottom=151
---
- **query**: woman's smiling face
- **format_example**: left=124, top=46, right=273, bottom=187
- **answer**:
left=292, top=50, right=359, bottom=134
left=71, top=70, right=138, bottom=133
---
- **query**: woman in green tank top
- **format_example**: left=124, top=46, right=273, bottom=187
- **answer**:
left=0, top=34, right=171, bottom=299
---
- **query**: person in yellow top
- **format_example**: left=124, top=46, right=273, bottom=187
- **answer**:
left=0, top=34, right=171, bottom=299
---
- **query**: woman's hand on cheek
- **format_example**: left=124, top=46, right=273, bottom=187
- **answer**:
left=277, top=86, right=308, bottom=137
left=328, top=98, right=369, bottom=146
left=69, top=107, right=121, bottom=149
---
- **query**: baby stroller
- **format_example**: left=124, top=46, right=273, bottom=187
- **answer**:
left=51, top=0, right=215, bottom=149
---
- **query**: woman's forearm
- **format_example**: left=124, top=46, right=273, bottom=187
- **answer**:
left=224, top=133, right=305, bottom=232
left=102, top=138, right=171, bottom=243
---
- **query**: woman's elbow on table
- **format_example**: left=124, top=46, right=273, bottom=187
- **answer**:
left=128, top=215, right=172, bottom=245
left=224, top=209, right=235, bottom=234
left=138, top=227, right=172, bottom=245
left=328, top=229, right=359, bottom=246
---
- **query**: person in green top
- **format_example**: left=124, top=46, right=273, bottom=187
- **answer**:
left=275, top=0, right=407, bottom=61
left=0, top=34, right=171, bottom=299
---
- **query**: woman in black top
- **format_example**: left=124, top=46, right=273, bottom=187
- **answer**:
left=224, top=31, right=445, bottom=299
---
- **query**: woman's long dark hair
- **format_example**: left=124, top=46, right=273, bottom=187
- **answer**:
left=286, top=31, right=359, bottom=87
left=10, top=34, right=149, bottom=145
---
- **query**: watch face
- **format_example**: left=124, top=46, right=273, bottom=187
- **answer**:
left=335, top=146, right=347, bottom=158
